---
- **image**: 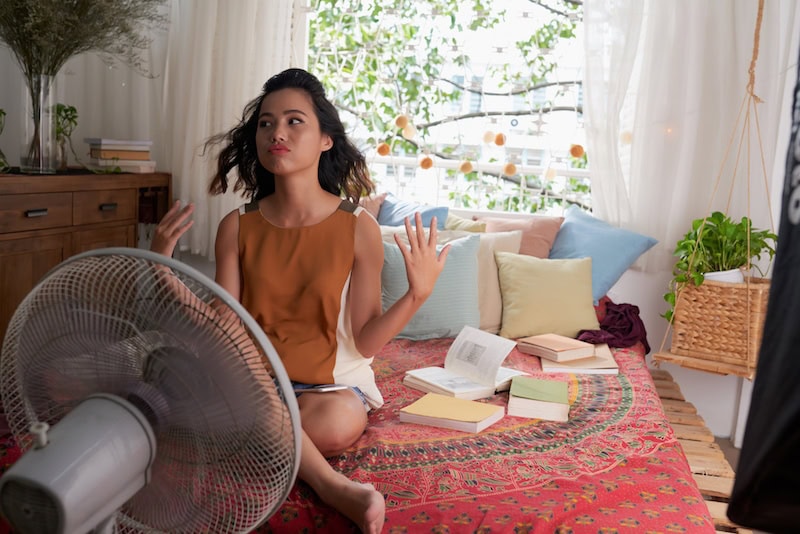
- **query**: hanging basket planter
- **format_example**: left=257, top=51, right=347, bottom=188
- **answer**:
left=654, top=277, right=770, bottom=379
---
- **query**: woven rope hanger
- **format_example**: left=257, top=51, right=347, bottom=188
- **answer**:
left=653, top=0, right=777, bottom=378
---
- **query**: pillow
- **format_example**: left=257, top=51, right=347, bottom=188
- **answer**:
left=358, top=192, right=387, bottom=219
left=548, top=205, right=658, bottom=302
left=377, top=193, right=448, bottom=229
left=495, top=252, right=600, bottom=339
left=382, top=234, right=480, bottom=340
left=381, top=227, right=522, bottom=334
left=445, top=212, right=486, bottom=232
left=477, top=215, right=564, bottom=258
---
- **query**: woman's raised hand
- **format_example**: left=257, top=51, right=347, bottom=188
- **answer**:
left=394, top=212, right=450, bottom=302
left=150, top=200, right=195, bottom=257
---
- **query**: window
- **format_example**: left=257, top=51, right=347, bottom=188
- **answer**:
left=307, top=0, right=589, bottom=213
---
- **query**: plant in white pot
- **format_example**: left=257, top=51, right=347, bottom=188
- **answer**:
left=662, top=211, right=777, bottom=323
left=0, top=0, right=166, bottom=174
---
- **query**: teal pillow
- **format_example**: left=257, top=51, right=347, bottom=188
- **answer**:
left=377, top=193, right=448, bottom=229
left=382, top=234, right=480, bottom=340
left=549, top=205, right=657, bottom=301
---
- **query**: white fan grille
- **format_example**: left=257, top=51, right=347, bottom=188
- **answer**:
left=0, top=249, right=301, bottom=533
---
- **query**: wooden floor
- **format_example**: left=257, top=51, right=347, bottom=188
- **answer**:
left=650, top=368, right=751, bottom=534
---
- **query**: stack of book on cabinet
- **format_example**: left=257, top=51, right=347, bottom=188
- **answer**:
left=84, top=138, right=156, bottom=173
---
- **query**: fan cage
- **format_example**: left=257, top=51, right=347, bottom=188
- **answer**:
left=0, top=248, right=301, bottom=533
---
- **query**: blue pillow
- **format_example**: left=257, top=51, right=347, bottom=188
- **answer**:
left=382, top=234, right=480, bottom=340
left=377, top=193, right=448, bottom=229
left=549, top=205, right=658, bottom=301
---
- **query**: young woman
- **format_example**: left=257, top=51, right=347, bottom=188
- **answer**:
left=150, top=68, right=449, bottom=534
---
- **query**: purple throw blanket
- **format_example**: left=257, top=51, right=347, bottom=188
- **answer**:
left=578, top=302, right=651, bottom=353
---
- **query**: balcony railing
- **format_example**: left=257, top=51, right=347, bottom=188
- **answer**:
left=365, top=154, right=591, bottom=214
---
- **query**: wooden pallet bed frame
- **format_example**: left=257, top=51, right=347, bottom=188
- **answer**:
left=650, top=368, right=751, bottom=534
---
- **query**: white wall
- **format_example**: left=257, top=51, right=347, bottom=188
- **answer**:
left=608, top=269, right=743, bottom=438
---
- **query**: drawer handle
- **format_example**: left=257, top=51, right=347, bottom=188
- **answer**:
left=25, top=208, right=48, bottom=218
left=99, top=203, right=118, bottom=212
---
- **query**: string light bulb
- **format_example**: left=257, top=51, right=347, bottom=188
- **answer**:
left=420, top=155, right=433, bottom=169
left=376, top=142, right=390, bottom=156
left=569, top=144, right=585, bottom=158
left=458, top=160, right=474, bottom=173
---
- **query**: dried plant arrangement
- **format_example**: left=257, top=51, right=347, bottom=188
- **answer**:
left=0, top=0, right=168, bottom=172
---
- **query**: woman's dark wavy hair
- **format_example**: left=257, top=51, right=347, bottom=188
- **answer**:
left=207, top=68, right=373, bottom=202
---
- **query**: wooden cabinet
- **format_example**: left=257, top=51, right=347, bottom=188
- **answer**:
left=0, top=171, right=171, bottom=341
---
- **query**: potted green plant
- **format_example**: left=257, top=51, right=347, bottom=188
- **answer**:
left=55, top=104, right=78, bottom=172
left=662, top=211, right=777, bottom=322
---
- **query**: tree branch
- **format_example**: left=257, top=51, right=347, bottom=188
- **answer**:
left=437, top=78, right=582, bottom=97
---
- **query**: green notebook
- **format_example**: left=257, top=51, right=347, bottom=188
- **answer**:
left=509, top=376, right=568, bottom=405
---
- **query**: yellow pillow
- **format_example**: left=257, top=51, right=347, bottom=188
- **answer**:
left=495, top=252, right=600, bottom=339
left=445, top=213, right=486, bottom=232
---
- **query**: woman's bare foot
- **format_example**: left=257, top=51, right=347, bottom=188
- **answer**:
left=316, top=475, right=385, bottom=533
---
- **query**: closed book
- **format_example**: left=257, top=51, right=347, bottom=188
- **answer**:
left=540, top=343, right=619, bottom=375
left=88, top=159, right=157, bottom=173
left=516, top=333, right=594, bottom=362
left=506, top=376, right=569, bottom=421
left=89, top=157, right=157, bottom=167
left=399, top=393, right=505, bottom=433
left=90, top=148, right=152, bottom=160
left=84, top=138, right=153, bottom=150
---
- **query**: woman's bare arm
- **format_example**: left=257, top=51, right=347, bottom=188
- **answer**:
left=349, top=212, right=449, bottom=356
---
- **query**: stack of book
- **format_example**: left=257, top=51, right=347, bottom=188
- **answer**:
left=506, top=376, right=569, bottom=421
left=84, top=138, right=155, bottom=173
left=516, top=333, right=619, bottom=375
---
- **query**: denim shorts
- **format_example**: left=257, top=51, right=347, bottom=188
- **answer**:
left=291, top=381, right=369, bottom=410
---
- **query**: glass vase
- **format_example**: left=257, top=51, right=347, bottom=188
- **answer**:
left=20, top=75, right=57, bottom=174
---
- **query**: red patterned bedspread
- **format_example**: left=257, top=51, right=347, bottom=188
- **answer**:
left=0, top=342, right=714, bottom=533
left=260, top=339, right=714, bottom=533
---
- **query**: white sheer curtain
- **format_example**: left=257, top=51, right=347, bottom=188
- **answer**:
left=163, top=0, right=303, bottom=258
left=584, top=0, right=800, bottom=272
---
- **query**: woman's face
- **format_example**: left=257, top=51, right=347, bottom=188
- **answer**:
left=255, top=87, right=332, bottom=178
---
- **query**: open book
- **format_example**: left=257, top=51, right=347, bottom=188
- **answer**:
left=403, top=325, right=525, bottom=400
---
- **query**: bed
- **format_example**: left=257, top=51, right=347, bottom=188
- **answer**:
left=0, top=205, right=715, bottom=532
left=256, top=298, right=714, bottom=533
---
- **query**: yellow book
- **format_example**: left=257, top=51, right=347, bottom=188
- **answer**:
left=399, top=393, right=505, bottom=433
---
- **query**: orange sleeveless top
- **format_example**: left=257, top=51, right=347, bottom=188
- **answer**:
left=237, top=200, right=383, bottom=408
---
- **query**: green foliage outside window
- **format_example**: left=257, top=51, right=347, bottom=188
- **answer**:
left=308, top=0, right=588, bottom=213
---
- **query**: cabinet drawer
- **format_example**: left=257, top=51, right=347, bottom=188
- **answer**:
left=73, top=224, right=135, bottom=254
left=73, top=189, right=136, bottom=225
left=0, top=192, right=73, bottom=233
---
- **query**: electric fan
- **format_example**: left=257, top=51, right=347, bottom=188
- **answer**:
left=0, top=248, right=302, bottom=533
